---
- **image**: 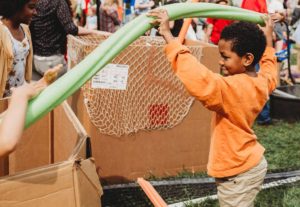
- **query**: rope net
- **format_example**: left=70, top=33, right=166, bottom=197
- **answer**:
left=67, top=33, right=204, bottom=136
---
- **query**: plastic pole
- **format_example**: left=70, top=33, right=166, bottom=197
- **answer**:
left=24, top=3, right=265, bottom=128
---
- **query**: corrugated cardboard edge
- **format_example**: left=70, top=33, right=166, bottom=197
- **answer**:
left=73, top=158, right=103, bottom=206
left=0, top=158, right=102, bottom=207
left=60, top=101, right=89, bottom=160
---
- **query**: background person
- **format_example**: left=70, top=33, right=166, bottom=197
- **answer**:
left=99, top=0, right=121, bottom=33
left=0, top=0, right=37, bottom=98
left=29, top=0, right=96, bottom=78
left=206, top=0, right=233, bottom=45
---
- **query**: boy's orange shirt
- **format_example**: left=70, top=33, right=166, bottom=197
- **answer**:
left=164, top=40, right=277, bottom=178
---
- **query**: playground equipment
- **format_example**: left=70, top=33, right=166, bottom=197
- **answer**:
left=24, top=3, right=265, bottom=129
left=68, top=36, right=219, bottom=182
left=0, top=3, right=267, bottom=205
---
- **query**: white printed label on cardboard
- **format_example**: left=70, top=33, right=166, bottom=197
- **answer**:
left=91, top=64, right=129, bottom=90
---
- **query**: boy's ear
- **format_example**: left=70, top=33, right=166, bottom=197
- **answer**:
left=242, top=53, right=254, bottom=67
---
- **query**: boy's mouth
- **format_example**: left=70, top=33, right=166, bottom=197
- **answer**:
left=221, top=68, right=229, bottom=76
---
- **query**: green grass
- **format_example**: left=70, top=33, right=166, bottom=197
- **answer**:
left=146, top=167, right=208, bottom=181
left=254, top=120, right=300, bottom=172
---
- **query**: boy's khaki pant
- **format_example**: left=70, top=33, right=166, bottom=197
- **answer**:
left=215, top=157, right=267, bottom=207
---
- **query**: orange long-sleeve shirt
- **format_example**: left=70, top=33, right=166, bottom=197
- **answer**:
left=165, top=40, right=277, bottom=178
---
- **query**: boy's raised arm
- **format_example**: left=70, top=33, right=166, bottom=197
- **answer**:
left=148, top=9, right=225, bottom=113
left=258, top=16, right=278, bottom=92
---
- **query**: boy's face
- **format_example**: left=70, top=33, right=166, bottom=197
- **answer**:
left=218, top=39, right=246, bottom=76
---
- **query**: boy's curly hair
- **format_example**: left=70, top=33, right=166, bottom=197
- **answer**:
left=220, top=21, right=267, bottom=66
left=0, top=0, right=31, bottom=18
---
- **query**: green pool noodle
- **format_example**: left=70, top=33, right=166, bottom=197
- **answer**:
left=24, top=3, right=265, bottom=128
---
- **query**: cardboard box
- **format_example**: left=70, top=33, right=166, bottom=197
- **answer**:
left=0, top=158, right=102, bottom=207
left=68, top=35, right=221, bottom=184
left=0, top=102, right=102, bottom=206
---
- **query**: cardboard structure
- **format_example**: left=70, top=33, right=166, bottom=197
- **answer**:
left=0, top=101, right=102, bottom=206
left=68, top=37, right=221, bottom=184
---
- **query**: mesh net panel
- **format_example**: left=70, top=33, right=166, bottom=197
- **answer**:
left=67, top=33, right=204, bottom=136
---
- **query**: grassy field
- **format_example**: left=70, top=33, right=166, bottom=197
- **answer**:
left=254, top=120, right=300, bottom=172
left=186, top=120, right=300, bottom=207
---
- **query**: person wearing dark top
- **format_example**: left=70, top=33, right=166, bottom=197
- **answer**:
left=29, top=0, right=95, bottom=77
left=291, top=0, right=300, bottom=27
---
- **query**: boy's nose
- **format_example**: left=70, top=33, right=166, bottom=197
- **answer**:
left=219, top=59, right=224, bottom=66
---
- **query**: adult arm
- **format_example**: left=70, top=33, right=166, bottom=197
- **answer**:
left=0, top=83, right=45, bottom=157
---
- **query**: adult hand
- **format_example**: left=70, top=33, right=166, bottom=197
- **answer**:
left=11, top=82, right=46, bottom=100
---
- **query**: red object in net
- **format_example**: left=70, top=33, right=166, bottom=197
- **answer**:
left=149, top=104, right=169, bottom=127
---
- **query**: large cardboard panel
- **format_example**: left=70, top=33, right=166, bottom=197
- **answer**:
left=9, top=113, right=51, bottom=174
left=68, top=41, right=220, bottom=183
left=72, top=92, right=211, bottom=183
left=53, top=102, right=88, bottom=162
left=0, top=158, right=102, bottom=207
left=0, top=99, right=51, bottom=175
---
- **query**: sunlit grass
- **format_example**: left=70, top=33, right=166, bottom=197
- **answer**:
left=254, top=120, right=300, bottom=172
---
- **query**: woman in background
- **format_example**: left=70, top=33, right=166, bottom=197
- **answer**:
left=99, top=0, right=121, bottom=33
left=29, top=0, right=95, bottom=78
left=0, top=0, right=37, bottom=97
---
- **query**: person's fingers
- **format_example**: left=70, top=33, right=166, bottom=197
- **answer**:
left=147, top=8, right=167, bottom=16
left=150, top=18, right=163, bottom=25
left=33, top=82, right=46, bottom=88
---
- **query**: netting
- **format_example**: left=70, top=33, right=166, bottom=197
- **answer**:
left=67, top=33, right=204, bottom=136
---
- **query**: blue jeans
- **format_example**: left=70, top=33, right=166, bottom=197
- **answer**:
left=257, top=101, right=271, bottom=124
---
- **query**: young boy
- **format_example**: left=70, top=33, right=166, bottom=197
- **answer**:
left=148, top=10, right=277, bottom=206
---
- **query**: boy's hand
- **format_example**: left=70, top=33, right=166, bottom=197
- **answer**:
left=147, top=9, right=175, bottom=43
left=259, top=16, right=274, bottom=47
